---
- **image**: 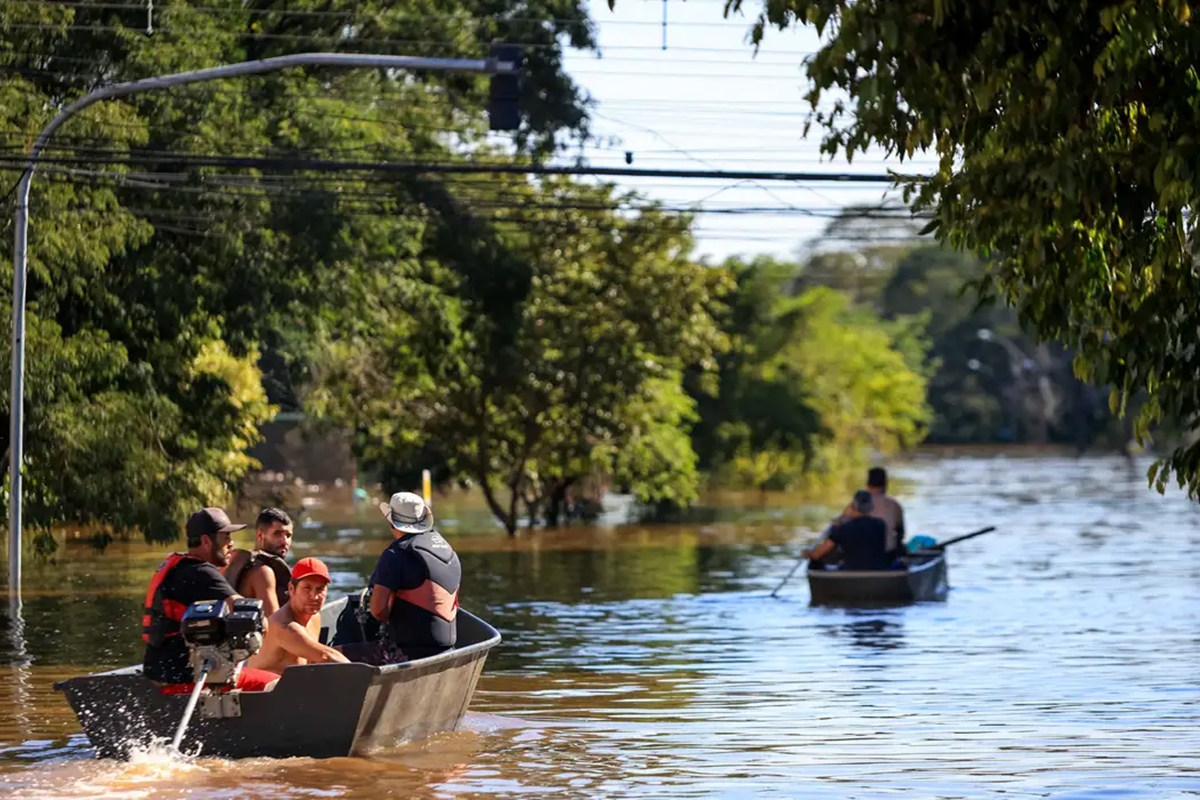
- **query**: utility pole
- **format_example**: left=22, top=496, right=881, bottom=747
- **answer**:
left=7, top=49, right=522, bottom=600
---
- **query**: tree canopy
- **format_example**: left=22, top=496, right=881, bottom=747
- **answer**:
left=8, top=0, right=1178, bottom=543
left=0, top=0, right=597, bottom=541
left=727, top=0, right=1200, bottom=494
left=307, top=177, right=731, bottom=534
left=687, top=254, right=932, bottom=494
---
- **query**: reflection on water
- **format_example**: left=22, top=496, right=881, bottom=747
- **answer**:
left=816, top=615, right=906, bottom=653
left=1, top=454, right=1199, bottom=798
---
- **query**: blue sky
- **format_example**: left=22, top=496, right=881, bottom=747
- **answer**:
left=559, top=0, right=941, bottom=262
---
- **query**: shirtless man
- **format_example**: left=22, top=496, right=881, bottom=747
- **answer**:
left=865, top=467, right=906, bottom=556
left=246, top=557, right=349, bottom=674
left=225, top=508, right=294, bottom=617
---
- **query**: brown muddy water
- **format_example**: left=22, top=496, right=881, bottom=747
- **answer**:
left=0, top=454, right=1198, bottom=798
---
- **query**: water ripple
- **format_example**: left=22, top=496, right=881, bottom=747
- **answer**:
left=2, top=455, right=1199, bottom=797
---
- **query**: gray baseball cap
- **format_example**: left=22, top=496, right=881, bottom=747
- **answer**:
left=851, top=489, right=874, bottom=514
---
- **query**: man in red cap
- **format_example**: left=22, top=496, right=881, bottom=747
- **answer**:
left=247, top=557, right=349, bottom=674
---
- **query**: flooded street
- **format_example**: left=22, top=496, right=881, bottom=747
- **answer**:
left=0, top=454, right=1198, bottom=798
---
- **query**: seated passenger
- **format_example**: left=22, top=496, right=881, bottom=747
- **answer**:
left=142, top=507, right=281, bottom=691
left=803, top=490, right=895, bottom=571
left=224, top=507, right=294, bottom=616
left=339, top=492, right=461, bottom=666
left=865, top=466, right=907, bottom=558
left=247, top=557, right=349, bottom=673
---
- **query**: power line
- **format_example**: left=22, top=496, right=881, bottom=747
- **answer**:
left=4, top=0, right=785, bottom=35
left=2, top=161, right=925, bottom=214
left=0, top=152, right=911, bottom=183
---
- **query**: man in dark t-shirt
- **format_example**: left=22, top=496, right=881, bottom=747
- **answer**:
left=142, top=507, right=281, bottom=690
left=803, top=490, right=895, bottom=571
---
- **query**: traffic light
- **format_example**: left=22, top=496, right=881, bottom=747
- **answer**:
left=488, top=43, right=524, bottom=132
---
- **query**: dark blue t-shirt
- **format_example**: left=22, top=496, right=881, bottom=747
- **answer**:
left=369, top=530, right=462, bottom=655
left=829, top=516, right=892, bottom=570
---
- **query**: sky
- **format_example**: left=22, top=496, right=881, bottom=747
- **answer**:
left=557, top=0, right=942, bottom=262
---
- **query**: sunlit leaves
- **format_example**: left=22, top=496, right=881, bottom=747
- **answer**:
left=692, top=257, right=931, bottom=492
left=309, top=178, right=730, bottom=534
left=0, top=0, right=597, bottom=540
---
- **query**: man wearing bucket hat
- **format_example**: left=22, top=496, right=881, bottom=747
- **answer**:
left=342, top=491, right=462, bottom=665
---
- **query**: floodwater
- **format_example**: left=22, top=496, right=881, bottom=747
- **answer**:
left=0, top=454, right=1198, bottom=798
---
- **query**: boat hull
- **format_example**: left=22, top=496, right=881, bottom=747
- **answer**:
left=54, top=600, right=500, bottom=760
left=806, top=553, right=949, bottom=606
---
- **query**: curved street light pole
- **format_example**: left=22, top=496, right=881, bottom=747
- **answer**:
left=7, top=52, right=515, bottom=599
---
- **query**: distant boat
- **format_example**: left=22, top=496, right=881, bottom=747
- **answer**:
left=806, top=551, right=949, bottom=606
left=54, top=597, right=501, bottom=759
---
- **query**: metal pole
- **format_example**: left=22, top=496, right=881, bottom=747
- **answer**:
left=171, top=658, right=213, bottom=754
left=662, top=0, right=668, bottom=50
left=8, top=172, right=30, bottom=599
left=976, top=328, right=1032, bottom=442
left=6, top=52, right=514, bottom=599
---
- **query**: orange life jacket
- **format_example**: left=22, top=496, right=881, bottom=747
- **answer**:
left=141, top=553, right=198, bottom=646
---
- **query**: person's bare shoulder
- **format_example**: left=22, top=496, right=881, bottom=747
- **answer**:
left=267, top=606, right=295, bottom=631
left=246, top=562, right=276, bottom=588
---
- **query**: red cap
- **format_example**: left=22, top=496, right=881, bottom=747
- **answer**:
left=291, top=557, right=331, bottom=585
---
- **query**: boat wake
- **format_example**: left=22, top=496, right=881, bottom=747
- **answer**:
left=0, top=736, right=209, bottom=799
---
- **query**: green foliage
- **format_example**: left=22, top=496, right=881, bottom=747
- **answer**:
left=728, top=0, right=1200, bottom=495
left=306, top=178, right=730, bottom=534
left=803, top=238, right=1138, bottom=450
left=781, top=287, right=932, bottom=471
left=0, top=0, right=597, bottom=541
left=692, top=256, right=931, bottom=492
left=879, top=245, right=1023, bottom=443
left=606, top=376, right=704, bottom=508
left=0, top=316, right=274, bottom=542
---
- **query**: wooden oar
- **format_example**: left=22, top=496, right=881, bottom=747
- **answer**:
left=770, top=522, right=835, bottom=598
left=769, top=556, right=807, bottom=598
left=926, top=525, right=996, bottom=551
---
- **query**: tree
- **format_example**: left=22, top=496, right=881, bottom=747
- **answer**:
left=791, top=205, right=924, bottom=312
left=306, top=177, right=730, bottom=535
left=725, top=0, right=1200, bottom=494
left=690, top=256, right=931, bottom=492
left=880, top=246, right=1018, bottom=443
left=0, top=0, right=599, bottom=541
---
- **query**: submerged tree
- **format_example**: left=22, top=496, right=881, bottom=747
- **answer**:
left=306, top=177, right=730, bottom=535
left=690, top=257, right=931, bottom=493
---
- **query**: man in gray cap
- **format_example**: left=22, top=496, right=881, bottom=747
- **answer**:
left=141, top=507, right=281, bottom=690
left=802, top=490, right=894, bottom=571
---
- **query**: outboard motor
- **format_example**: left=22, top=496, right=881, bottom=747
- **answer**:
left=180, top=597, right=265, bottom=686
left=170, top=597, right=266, bottom=753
